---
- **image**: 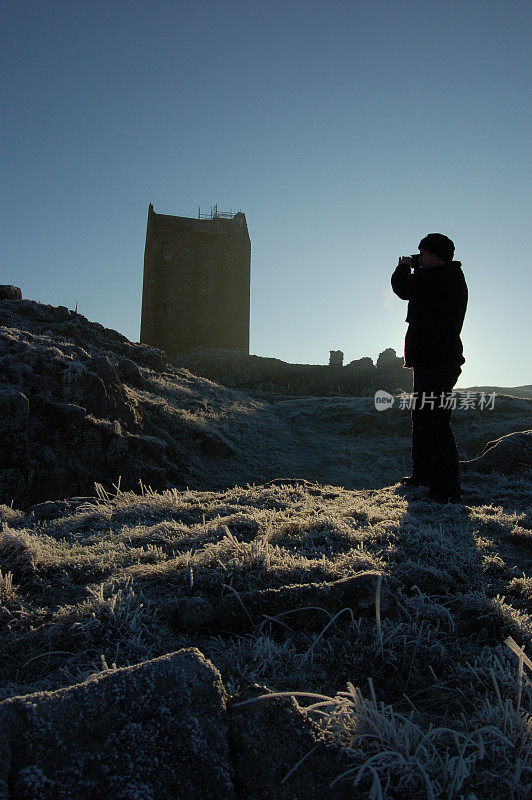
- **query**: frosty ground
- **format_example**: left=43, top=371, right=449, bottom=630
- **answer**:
left=0, top=297, right=531, bottom=798
left=1, top=446, right=531, bottom=797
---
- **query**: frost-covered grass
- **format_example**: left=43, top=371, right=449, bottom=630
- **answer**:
left=2, top=300, right=530, bottom=794
left=1, top=467, right=530, bottom=799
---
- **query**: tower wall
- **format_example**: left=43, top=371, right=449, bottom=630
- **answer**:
left=140, top=205, right=250, bottom=355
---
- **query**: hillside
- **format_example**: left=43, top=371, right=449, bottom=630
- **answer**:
left=465, top=385, right=532, bottom=399
left=0, top=292, right=531, bottom=799
left=1, top=295, right=531, bottom=509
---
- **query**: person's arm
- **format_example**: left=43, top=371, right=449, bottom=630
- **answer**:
left=391, top=261, right=417, bottom=300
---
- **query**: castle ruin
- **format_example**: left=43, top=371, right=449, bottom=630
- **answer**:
left=140, top=204, right=251, bottom=356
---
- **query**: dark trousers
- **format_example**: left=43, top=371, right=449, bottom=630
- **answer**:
left=411, top=363, right=462, bottom=493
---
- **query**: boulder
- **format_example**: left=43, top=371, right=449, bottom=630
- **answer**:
left=117, top=358, right=145, bottom=388
left=60, top=357, right=138, bottom=427
left=0, top=285, right=22, bottom=301
left=461, top=430, right=532, bottom=474
left=0, top=648, right=234, bottom=800
left=62, top=365, right=109, bottom=417
left=131, top=343, right=167, bottom=370
left=229, top=686, right=353, bottom=799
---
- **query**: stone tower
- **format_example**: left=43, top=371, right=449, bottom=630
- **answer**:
left=140, top=204, right=251, bottom=355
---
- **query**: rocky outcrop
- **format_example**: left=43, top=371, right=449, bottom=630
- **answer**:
left=461, top=429, right=532, bottom=474
left=0, top=286, right=22, bottom=301
left=0, top=298, right=251, bottom=508
left=0, top=339, right=156, bottom=507
left=0, top=648, right=353, bottom=800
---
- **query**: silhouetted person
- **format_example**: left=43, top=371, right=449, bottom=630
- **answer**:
left=391, top=233, right=468, bottom=502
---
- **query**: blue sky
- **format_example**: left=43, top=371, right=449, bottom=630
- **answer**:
left=2, top=0, right=530, bottom=387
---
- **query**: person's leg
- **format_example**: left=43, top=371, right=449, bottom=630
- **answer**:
left=410, top=368, right=431, bottom=483
left=429, top=365, right=462, bottom=497
left=414, top=364, right=462, bottom=498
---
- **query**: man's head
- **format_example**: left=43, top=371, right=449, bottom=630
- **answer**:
left=418, top=233, right=455, bottom=266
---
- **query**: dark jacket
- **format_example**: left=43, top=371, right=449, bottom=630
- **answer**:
left=391, top=261, right=468, bottom=367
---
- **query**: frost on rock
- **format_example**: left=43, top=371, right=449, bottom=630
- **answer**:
left=461, top=429, right=532, bottom=474
left=0, top=648, right=234, bottom=800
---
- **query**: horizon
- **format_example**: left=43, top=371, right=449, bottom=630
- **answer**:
left=2, top=0, right=530, bottom=388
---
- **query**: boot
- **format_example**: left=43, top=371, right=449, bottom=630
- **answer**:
left=400, top=475, right=429, bottom=487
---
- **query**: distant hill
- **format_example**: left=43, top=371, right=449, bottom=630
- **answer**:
left=460, top=384, right=532, bottom=399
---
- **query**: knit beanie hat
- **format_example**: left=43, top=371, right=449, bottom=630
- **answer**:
left=418, top=233, right=455, bottom=263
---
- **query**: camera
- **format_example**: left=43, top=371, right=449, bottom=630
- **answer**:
left=399, top=254, right=420, bottom=268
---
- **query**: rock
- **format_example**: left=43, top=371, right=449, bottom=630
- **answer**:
left=0, top=470, right=27, bottom=509
left=131, top=343, right=167, bottom=370
left=0, top=648, right=234, bottom=800
left=25, top=496, right=101, bottom=522
left=62, top=365, right=109, bottom=417
left=25, top=464, right=82, bottom=509
left=117, top=358, right=145, bottom=388
left=229, top=686, right=353, bottom=799
left=0, top=285, right=22, bottom=301
left=0, top=388, right=29, bottom=434
left=87, top=356, right=127, bottom=415
left=171, top=572, right=391, bottom=633
left=88, top=356, right=140, bottom=427
left=0, top=389, right=30, bottom=506
left=0, top=530, right=36, bottom=581
left=39, top=397, right=87, bottom=426
left=56, top=306, right=71, bottom=320
left=0, top=298, right=221, bottom=506
left=376, top=348, right=401, bottom=369
left=461, top=430, right=532, bottom=474
left=89, top=355, right=121, bottom=388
